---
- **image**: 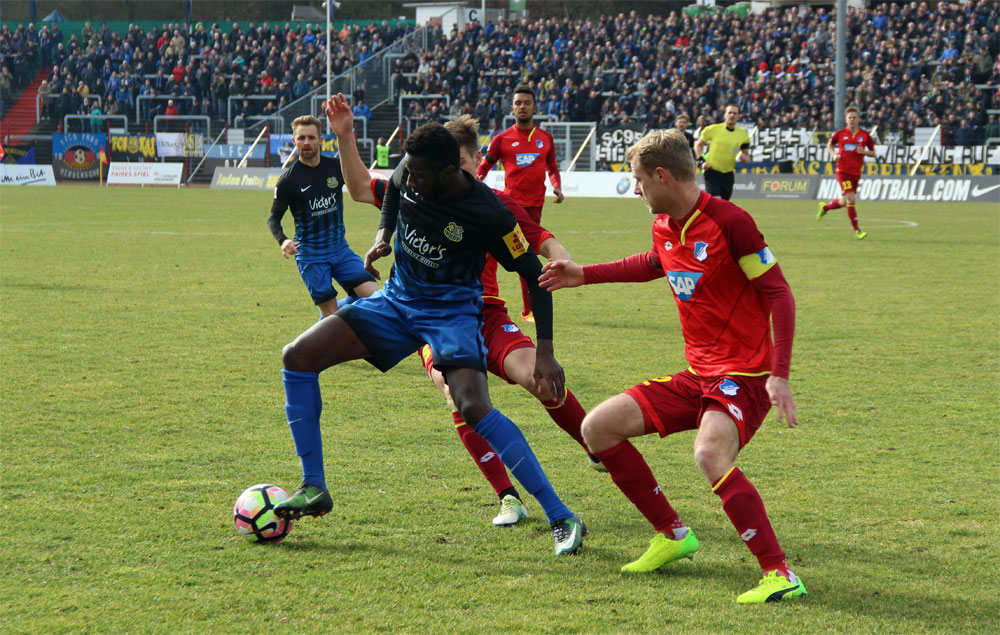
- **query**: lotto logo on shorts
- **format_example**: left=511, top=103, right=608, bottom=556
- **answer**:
left=515, top=152, right=540, bottom=166
left=666, top=271, right=703, bottom=301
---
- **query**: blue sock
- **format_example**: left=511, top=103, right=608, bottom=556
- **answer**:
left=282, top=369, right=325, bottom=489
left=474, top=409, right=572, bottom=523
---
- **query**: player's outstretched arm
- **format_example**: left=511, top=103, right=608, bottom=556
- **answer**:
left=536, top=237, right=570, bottom=262
left=766, top=375, right=798, bottom=427
left=539, top=259, right=585, bottom=291
left=325, top=93, right=376, bottom=206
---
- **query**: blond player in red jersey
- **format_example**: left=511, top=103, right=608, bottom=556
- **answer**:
left=477, top=85, right=563, bottom=322
left=818, top=106, right=876, bottom=239
left=540, top=129, right=806, bottom=604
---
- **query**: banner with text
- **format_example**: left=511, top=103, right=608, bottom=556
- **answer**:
left=210, top=167, right=284, bottom=190
left=155, top=132, right=205, bottom=158
left=816, top=175, right=1000, bottom=203
left=0, top=165, right=56, bottom=185
left=107, top=162, right=183, bottom=186
left=52, top=132, right=105, bottom=180
left=110, top=133, right=157, bottom=161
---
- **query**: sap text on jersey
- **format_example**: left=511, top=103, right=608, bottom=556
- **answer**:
left=308, top=193, right=337, bottom=216
left=515, top=153, right=539, bottom=167
left=400, top=222, right=447, bottom=268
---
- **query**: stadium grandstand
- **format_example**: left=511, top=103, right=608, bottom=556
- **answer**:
left=1, top=0, right=997, bottom=180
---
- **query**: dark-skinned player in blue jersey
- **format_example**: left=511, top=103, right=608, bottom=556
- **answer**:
left=272, top=122, right=586, bottom=556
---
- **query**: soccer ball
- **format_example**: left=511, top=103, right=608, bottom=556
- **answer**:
left=233, top=484, right=294, bottom=543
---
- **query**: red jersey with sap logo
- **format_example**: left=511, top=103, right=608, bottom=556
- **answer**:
left=482, top=190, right=553, bottom=306
left=652, top=191, right=777, bottom=377
left=478, top=125, right=561, bottom=208
left=830, top=127, right=874, bottom=176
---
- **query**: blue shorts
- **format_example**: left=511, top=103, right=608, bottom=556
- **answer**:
left=337, top=292, right=487, bottom=373
left=297, top=248, right=375, bottom=305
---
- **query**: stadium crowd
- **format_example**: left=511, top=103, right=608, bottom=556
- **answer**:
left=1, top=1, right=998, bottom=143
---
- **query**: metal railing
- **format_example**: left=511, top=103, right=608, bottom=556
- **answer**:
left=39, top=94, right=103, bottom=123
left=135, top=95, right=196, bottom=124
left=227, top=95, right=278, bottom=126
left=244, top=115, right=285, bottom=135
left=62, top=113, right=127, bottom=134
left=153, top=115, right=211, bottom=138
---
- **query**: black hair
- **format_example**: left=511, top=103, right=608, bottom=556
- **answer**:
left=404, top=123, right=460, bottom=171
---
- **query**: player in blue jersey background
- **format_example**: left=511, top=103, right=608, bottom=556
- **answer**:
left=268, top=114, right=378, bottom=318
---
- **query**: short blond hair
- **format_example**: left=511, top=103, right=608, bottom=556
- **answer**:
left=443, top=115, right=480, bottom=154
left=292, top=115, right=323, bottom=133
left=626, top=130, right=696, bottom=181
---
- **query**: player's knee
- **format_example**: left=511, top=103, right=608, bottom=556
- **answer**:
left=282, top=340, right=311, bottom=372
left=459, top=401, right=492, bottom=428
left=581, top=413, right=612, bottom=448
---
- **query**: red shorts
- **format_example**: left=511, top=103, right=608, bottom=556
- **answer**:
left=522, top=205, right=543, bottom=223
left=836, top=171, right=860, bottom=194
left=420, top=303, right=534, bottom=384
left=625, top=370, right=772, bottom=448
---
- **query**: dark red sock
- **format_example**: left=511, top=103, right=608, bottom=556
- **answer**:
left=594, top=441, right=680, bottom=534
left=713, top=467, right=786, bottom=571
left=823, top=199, right=843, bottom=212
left=847, top=205, right=860, bottom=231
left=454, top=411, right=514, bottom=496
left=540, top=388, right=587, bottom=450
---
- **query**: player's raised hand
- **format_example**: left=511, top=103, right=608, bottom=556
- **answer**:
left=324, top=93, right=354, bottom=139
left=553, top=187, right=565, bottom=204
left=765, top=375, right=799, bottom=428
left=539, top=259, right=584, bottom=291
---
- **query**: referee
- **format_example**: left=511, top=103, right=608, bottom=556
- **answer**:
left=693, top=104, right=751, bottom=200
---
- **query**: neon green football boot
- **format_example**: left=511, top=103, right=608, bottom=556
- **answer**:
left=273, top=482, right=333, bottom=519
left=817, top=202, right=828, bottom=221
left=621, top=530, right=699, bottom=573
left=736, top=570, right=807, bottom=604
left=855, top=229, right=868, bottom=240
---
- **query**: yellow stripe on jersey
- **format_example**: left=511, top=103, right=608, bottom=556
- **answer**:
left=738, top=246, right=777, bottom=280
left=679, top=209, right=703, bottom=244
left=502, top=224, right=529, bottom=258
left=688, top=367, right=770, bottom=378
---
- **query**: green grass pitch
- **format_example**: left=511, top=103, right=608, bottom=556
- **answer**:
left=1, top=185, right=997, bottom=632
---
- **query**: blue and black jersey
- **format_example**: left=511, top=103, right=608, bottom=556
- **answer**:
left=268, top=156, right=347, bottom=262
left=379, top=161, right=553, bottom=339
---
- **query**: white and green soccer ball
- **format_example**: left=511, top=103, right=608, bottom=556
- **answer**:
left=233, top=484, right=294, bottom=543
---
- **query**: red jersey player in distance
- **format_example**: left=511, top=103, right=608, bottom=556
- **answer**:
left=540, top=129, right=806, bottom=604
left=818, top=106, right=876, bottom=240
left=477, top=84, right=563, bottom=323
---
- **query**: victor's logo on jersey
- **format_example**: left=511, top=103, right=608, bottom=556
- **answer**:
left=400, top=221, right=447, bottom=268
left=667, top=271, right=703, bottom=301
left=443, top=222, right=464, bottom=242
left=308, top=192, right=338, bottom=216
left=327, top=176, right=339, bottom=189
left=693, top=241, right=709, bottom=262
left=515, top=152, right=540, bottom=167
left=718, top=379, right=740, bottom=396
left=502, top=224, right=529, bottom=258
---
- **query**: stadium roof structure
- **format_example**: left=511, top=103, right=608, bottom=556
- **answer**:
left=291, top=5, right=326, bottom=21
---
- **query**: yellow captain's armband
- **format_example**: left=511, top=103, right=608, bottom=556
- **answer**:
left=738, top=247, right=777, bottom=280
left=502, top=224, right=529, bottom=258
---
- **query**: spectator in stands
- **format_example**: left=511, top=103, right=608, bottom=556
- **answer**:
left=984, top=115, right=1000, bottom=142
left=353, top=99, right=372, bottom=124
left=164, top=98, right=179, bottom=117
